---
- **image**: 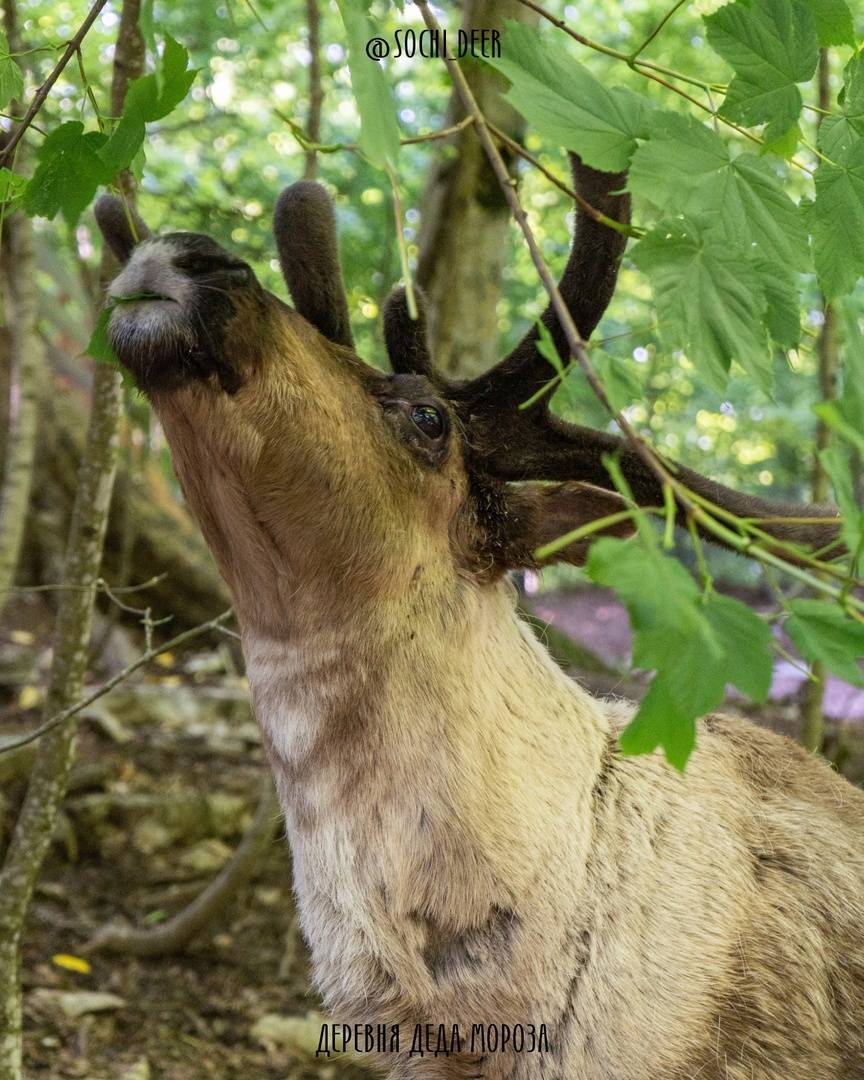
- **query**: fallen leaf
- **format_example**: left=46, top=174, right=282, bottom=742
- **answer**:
left=18, top=685, right=42, bottom=709
left=31, top=989, right=126, bottom=1019
left=51, top=953, right=91, bottom=975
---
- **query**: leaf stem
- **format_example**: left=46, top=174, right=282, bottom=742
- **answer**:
left=629, top=0, right=690, bottom=63
left=534, top=507, right=656, bottom=560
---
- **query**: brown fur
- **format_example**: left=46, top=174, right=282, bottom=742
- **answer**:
left=98, top=189, right=864, bottom=1079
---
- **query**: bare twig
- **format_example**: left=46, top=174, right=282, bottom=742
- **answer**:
left=0, top=609, right=234, bottom=755
left=0, top=0, right=108, bottom=166
left=303, top=0, right=322, bottom=180
left=277, top=111, right=474, bottom=156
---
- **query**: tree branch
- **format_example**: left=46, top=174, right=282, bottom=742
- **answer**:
left=0, top=0, right=108, bottom=167
left=84, top=777, right=278, bottom=957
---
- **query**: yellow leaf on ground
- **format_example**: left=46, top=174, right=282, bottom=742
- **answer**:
left=52, top=954, right=91, bottom=975
left=18, top=686, right=42, bottom=709
left=10, top=630, right=34, bottom=645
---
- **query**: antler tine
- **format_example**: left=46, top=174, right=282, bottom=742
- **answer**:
left=273, top=181, right=354, bottom=349
left=94, top=194, right=151, bottom=264
left=382, top=286, right=438, bottom=381
left=454, top=154, right=629, bottom=410
left=481, top=414, right=843, bottom=557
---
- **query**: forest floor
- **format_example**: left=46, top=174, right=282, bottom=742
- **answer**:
left=2, top=585, right=863, bottom=1079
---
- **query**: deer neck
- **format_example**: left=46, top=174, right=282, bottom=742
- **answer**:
left=241, top=578, right=609, bottom=936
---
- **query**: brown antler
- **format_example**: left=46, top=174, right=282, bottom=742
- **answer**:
left=382, top=286, right=437, bottom=380
left=94, top=194, right=151, bottom=263
left=386, top=153, right=842, bottom=557
left=273, top=181, right=354, bottom=348
left=454, top=155, right=629, bottom=412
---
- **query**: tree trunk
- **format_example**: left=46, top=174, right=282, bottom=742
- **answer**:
left=0, top=3, right=143, bottom=1073
left=416, top=0, right=534, bottom=379
left=0, top=10, right=44, bottom=620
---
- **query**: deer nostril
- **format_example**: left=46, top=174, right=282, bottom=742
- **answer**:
left=172, top=251, right=250, bottom=278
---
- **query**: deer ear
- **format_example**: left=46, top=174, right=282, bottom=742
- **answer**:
left=273, top=181, right=354, bottom=349
left=94, top=194, right=151, bottom=263
left=382, top=285, right=437, bottom=379
left=497, top=482, right=635, bottom=570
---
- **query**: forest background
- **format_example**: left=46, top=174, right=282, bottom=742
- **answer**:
left=0, top=0, right=863, bottom=1075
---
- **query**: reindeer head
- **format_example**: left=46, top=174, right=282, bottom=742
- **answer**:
left=95, top=160, right=839, bottom=636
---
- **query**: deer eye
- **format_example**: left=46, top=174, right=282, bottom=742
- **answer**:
left=410, top=404, right=445, bottom=439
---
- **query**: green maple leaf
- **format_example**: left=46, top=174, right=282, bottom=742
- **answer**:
left=786, top=600, right=864, bottom=687
left=100, top=35, right=198, bottom=177
left=488, top=20, right=648, bottom=172
left=705, top=0, right=818, bottom=142
left=630, top=112, right=809, bottom=275
left=818, top=52, right=864, bottom=159
left=631, top=216, right=770, bottom=392
left=23, top=122, right=110, bottom=225
left=0, top=30, right=23, bottom=110
left=801, top=0, right=855, bottom=46
left=812, top=140, right=864, bottom=300
left=587, top=538, right=772, bottom=769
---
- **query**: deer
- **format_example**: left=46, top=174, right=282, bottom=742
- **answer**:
left=93, top=153, right=864, bottom=1080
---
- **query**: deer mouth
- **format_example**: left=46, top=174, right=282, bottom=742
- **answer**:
left=107, top=234, right=256, bottom=394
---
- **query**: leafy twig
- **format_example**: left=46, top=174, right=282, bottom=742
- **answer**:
left=513, top=0, right=816, bottom=176
left=415, top=0, right=854, bottom=617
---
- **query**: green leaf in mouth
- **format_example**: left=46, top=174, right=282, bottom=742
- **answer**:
left=113, top=292, right=176, bottom=303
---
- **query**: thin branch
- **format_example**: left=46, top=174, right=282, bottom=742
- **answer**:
left=486, top=120, right=640, bottom=238
left=630, top=0, right=690, bottom=62
left=84, top=779, right=280, bottom=957
left=0, top=0, right=108, bottom=166
left=0, top=609, right=234, bottom=755
left=303, top=0, right=322, bottom=181
left=276, top=110, right=474, bottom=156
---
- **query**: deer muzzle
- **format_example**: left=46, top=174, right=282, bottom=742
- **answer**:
left=107, top=232, right=259, bottom=394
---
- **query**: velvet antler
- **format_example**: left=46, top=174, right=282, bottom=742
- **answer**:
left=273, top=181, right=354, bottom=349
left=94, top=194, right=151, bottom=263
left=457, top=156, right=630, bottom=413
left=382, top=286, right=437, bottom=381
left=384, top=152, right=842, bottom=556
